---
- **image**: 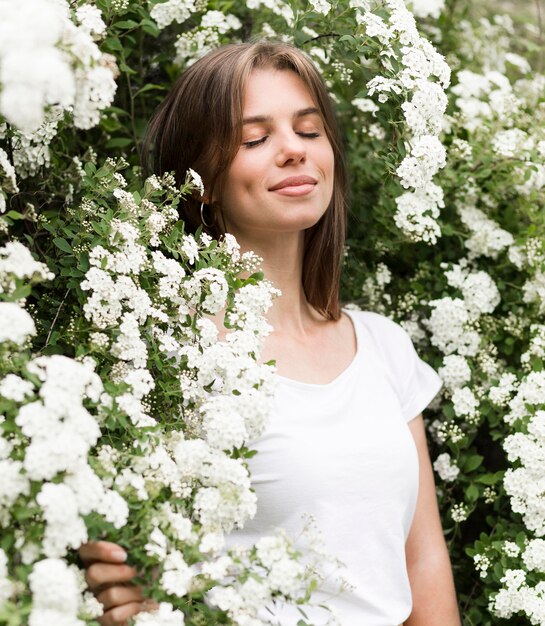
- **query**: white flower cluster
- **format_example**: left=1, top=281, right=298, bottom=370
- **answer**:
left=522, top=326, right=545, bottom=371
left=0, top=0, right=117, bottom=134
left=451, top=69, right=517, bottom=133
left=488, top=372, right=518, bottom=408
left=504, top=373, right=545, bottom=426
left=492, top=128, right=533, bottom=159
left=245, top=0, right=294, bottom=25
left=523, top=270, right=545, bottom=316
left=455, top=15, right=524, bottom=75
left=523, top=539, right=545, bottom=573
left=150, top=0, right=198, bottom=29
left=134, top=602, right=185, bottom=626
left=359, top=0, right=450, bottom=243
left=361, top=262, right=393, bottom=314
left=438, top=354, right=472, bottom=392
left=10, top=107, right=64, bottom=178
left=309, top=0, right=332, bottom=15
left=433, top=452, right=460, bottom=482
left=457, top=205, right=514, bottom=261
left=424, top=260, right=501, bottom=371
left=206, top=523, right=342, bottom=624
left=489, top=567, right=545, bottom=625
left=425, top=297, right=480, bottom=357
left=423, top=259, right=506, bottom=442
left=174, top=10, right=242, bottom=66
left=474, top=553, right=491, bottom=579
left=0, top=241, right=132, bottom=619
left=451, top=503, right=469, bottom=523
left=504, top=409, right=545, bottom=535
left=0, top=355, right=128, bottom=553
left=0, top=146, right=18, bottom=213
left=0, top=242, right=55, bottom=345
left=28, top=558, right=102, bottom=626
left=406, top=0, right=445, bottom=19
left=443, top=261, right=501, bottom=320
left=0, top=548, right=14, bottom=604
left=0, top=302, right=36, bottom=345
left=0, top=241, right=54, bottom=297
left=451, top=386, right=480, bottom=423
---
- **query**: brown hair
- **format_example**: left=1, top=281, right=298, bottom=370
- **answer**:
left=142, top=40, right=348, bottom=320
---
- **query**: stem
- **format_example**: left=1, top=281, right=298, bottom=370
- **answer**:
left=45, top=288, right=70, bottom=347
left=125, top=69, right=139, bottom=152
left=304, top=32, right=340, bottom=44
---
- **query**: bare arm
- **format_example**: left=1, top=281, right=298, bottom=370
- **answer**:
left=404, top=414, right=461, bottom=626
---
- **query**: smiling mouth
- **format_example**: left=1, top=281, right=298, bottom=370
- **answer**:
left=270, top=183, right=316, bottom=197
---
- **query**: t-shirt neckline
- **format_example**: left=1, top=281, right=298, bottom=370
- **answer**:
left=274, top=308, right=363, bottom=390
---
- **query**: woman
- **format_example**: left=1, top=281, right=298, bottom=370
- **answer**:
left=80, top=40, right=462, bottom=626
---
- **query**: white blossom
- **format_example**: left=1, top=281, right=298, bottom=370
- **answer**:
left=0, top=0, right=117, bottom=134
left=406, top=0, right=445, bottom=19
left=438, top=355, right=472, bottom=391
left=133, top=602, right=185, bottom=626
left=0, top=373, right=34, bottom=401
left=0, top=303, right=36, bottom=345
left=433, top=453, right=460, bottom=482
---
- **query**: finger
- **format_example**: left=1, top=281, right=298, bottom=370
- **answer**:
left=79, top=541, right=127, bottom=566
left=86, top=563, right=138, bottom=591
left=141, top=600, right=160, bottom=612
left=98, top=601, right=145, bottom=626
left=97, top=584, right=144, bottom=611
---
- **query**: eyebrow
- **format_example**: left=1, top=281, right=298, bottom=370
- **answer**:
left=242, top=107, right=321, bottom=125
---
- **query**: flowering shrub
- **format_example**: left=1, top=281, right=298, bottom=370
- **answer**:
left=0, top=0, right=543, bottom=624
left=344, top=5, right=545, bottom=625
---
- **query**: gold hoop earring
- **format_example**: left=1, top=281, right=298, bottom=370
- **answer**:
left=200, top=202, right=215, bottom=228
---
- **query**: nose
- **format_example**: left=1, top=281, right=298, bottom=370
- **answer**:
left=275, top=129, right=306, bottom=167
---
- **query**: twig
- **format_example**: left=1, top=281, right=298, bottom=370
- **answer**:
left=45, top=288, right=70, bottom=347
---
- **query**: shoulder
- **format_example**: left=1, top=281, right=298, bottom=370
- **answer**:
left=344, top=308, right=411, bottom=346
left=346, top=308, right=443, bottom=419
left=344, top=308, right=418, bottom=374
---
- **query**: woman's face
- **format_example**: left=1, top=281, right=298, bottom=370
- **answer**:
left=218, top=67, right=335, bottom=242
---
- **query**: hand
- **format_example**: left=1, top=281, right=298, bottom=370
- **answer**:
left=79, top=540, right=154, bottom=626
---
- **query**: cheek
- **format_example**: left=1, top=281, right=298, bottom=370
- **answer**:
left=220, top=161, right=259, bottom=212
left=318, top=141, right=334, bottom=174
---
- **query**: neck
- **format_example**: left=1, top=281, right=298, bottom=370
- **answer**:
left=231, top=229, right=322, bottom=334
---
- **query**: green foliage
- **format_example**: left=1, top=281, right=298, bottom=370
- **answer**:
left=1, top=0, right=545, bottom=624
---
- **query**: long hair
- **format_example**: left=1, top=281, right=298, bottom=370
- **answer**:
left=142, top=40, right=349, bottom=320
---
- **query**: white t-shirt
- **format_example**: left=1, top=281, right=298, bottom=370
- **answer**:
left=230, top=309, right=443, bottom=625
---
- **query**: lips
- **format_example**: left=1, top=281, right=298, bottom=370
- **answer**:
left=269, top=175, right=318, bottom=191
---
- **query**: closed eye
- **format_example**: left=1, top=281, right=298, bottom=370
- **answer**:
left=242, top=132, right=321, bottom=149
left=243, top=136, right=268, bottom=148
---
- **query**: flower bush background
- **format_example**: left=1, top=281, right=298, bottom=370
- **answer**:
left=1, top=0, right=545, bottom=624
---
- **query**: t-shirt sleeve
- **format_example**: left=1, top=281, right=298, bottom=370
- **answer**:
left=362, top=311, right=443, bottom=422
left=400, top=333, right=443, bottom=422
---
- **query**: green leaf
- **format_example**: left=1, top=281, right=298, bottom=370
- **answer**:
left=140, top=18, right=160, bottom=36
left=105, top=137, right=134, bottom=149
left=134, top=83, right=166, bottom=98
left=53, top=237, right=73, bottom=253
left=465, top=483, right=479, bottom=502
left=103, top=36, right=122, bottom=52
left=463, top=455, right=484, bottom=472
left=115, top=19, right=139, bottom=29
left=477, top=472, right=503, bottom=485
left=4, top=210, right=24, bottom=220
left=119, top=62, right=137, bottom=75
